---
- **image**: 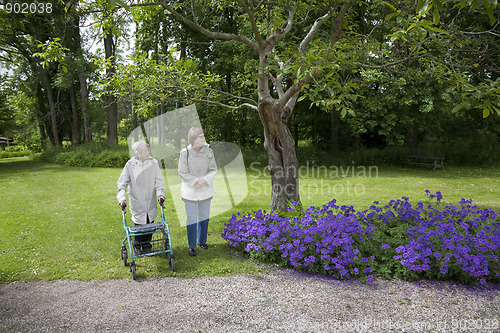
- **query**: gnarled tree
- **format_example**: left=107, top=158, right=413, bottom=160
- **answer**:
left=157, top=0, right=358, bottom=211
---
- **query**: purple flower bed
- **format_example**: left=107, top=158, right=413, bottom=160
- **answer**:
left=221, top=191, right=500, bottom=285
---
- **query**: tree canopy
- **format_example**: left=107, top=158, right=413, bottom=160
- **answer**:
left=0, top=0, right=499, bottom=209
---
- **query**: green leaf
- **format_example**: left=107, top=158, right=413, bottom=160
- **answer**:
left=433, top=7, right=440, bottom=24
left=115, top=0, right=131, bottom=11
left=385, top=12, right=400, bottom=21
left=407, top=23, right=417, bottom=32
left=416, top=0, right=431, bottom=14
left=382, top=1, right=397, bottom=11
left=486, top=6, right=496, bottom=25
left=469, top=0, right=479, bottom=11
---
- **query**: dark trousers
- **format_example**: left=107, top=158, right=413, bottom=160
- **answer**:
left=134, top=215, right=152, bottom=253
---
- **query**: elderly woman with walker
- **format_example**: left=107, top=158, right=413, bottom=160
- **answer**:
left=178, top=127, right=217, bottom=256
left=117, top=141, right=166, bottom=254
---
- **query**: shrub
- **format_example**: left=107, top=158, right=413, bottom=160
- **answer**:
left=40, top=142, right=129, bottom=168
left=222, top=191, right=500, bottom=285
left=0, top=150, right=33, bottom=159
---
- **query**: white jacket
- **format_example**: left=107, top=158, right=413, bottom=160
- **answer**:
left=117, top=156, right=165, bottom=224
left=178, top=144, right=217, bottom=201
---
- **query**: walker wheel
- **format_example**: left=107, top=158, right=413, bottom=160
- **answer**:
left=130, top=261, right=137, bottom=280
left=169, top=256, right=175, bottom=272
left=121, top=245, right=128, bottom=266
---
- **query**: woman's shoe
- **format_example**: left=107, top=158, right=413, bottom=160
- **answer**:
left=199, top=244, right=208, bottom=250
left=189, top=248, right=197, bottom=256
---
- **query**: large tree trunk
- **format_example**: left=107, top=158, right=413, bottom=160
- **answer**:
left=407, top=122, right=419, bottom=149
left=258, top=98, right=301, bottom=211
left=73, top=14, right=92, bottom=143
left=78, top=72, right=92, bottom=142
left=104, top=25, right=118, bottom=146
left=69, top=84, right=78, bottom=146
left=41, top=71, right=60, bottom=147
left=34, top=82, right=48, bottom=149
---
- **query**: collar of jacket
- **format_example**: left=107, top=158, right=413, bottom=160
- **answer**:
left=131, top=156, right=153, bottom=165
left=187, top=143, right=210, bottom=152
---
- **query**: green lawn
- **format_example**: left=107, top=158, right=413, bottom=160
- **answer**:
left=1, top=157, right=499, bottom=282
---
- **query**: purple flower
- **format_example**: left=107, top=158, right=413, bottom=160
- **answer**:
left=222, top=191, right=499, bottom=286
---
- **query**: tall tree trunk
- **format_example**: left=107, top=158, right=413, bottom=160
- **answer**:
left=255, top=44, right=302, bottom=211
left=407, top=122, right=419, bottom=149
left=41, top=71, right=60, bottom=147
left=78, top=72, right=92, bottom=142
left=258, top=98, right=300, bottom=211
left=104, top=25, right=118, bottom=146
left=73, top=14, right=92, bottom=143
left=34, top=82, right=48, bottom=149
left=69, top=84, right=78, bottom=146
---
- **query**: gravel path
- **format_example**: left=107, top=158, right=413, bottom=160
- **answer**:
left=1, top=270, right=499, bottom=333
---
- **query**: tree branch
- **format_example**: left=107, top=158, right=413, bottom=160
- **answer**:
left=235, top=0, right=266, bottom=51
left=330, top=0, right=356, bottom=47
left=191, top=99, right=258, bottom=111
left=263, top=3, right=296, bottom=52
left=353, top=35, right=432, bottom=70
left=161, top=1, right=260, bottom=53
left=298, top=11, right=331, bottom=55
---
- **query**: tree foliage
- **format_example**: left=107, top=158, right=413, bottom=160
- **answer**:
left=0, top=0, right=499, bottom=208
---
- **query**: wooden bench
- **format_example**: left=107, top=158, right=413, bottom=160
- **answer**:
left=407, top=156, right=445, bottom=170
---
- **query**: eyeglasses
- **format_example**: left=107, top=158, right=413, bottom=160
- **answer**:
left=197, top=134, right=205, bottom=139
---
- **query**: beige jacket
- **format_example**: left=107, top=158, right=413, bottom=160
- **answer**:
left=178, top=144, right=217, bottom=201
left=117, top=156, right=165, bottom=224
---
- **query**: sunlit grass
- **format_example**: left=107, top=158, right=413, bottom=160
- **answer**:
left=1, top=157, right=499, bottom=282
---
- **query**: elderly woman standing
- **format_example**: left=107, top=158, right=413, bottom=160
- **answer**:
left=178, top=127, right=217, bottom=256
left=117, top=141, right=165, bottom=254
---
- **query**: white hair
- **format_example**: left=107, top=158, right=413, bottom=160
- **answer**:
left=132, top=141, right=148, bottom=154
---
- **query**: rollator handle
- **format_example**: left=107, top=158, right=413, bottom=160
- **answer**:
left=159, top=197, right=165, bottom=208
left=120, top=202, right=127, bottom=211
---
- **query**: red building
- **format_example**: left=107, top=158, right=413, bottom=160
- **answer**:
left=0, top=137, right=13, bottom=149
